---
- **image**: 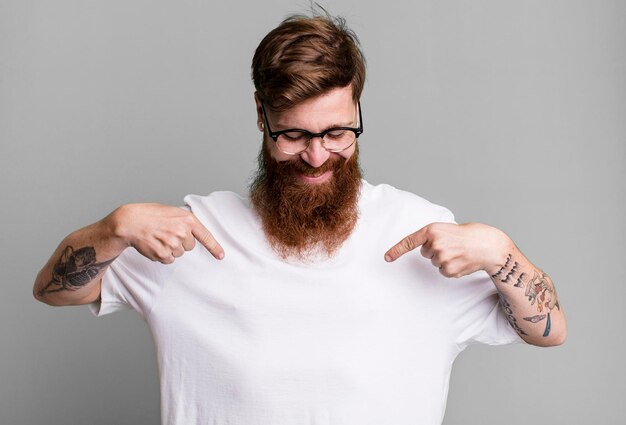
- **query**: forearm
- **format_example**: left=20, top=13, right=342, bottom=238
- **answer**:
left=33, top=210, right=128, bottom=306
left=384, top=221, right=567, bottom=346
left=487, top=244, right=567, bottom=346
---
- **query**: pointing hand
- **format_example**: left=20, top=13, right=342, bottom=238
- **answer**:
left=384, top=222, right=512, bottom=278
left=112, top=203, right=224, bottom=264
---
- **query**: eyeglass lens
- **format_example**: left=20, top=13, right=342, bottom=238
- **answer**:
left=276, top=130, right=356, bottom=154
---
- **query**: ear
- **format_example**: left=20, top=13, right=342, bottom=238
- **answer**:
left=254, top=92, right=263, bottom=124
left=254, top=92, right=266, bottom=133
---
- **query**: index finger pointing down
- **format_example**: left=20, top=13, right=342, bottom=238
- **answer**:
left=191, top=216, right=224, bottom=260
left=384, top=226, right=429, bottom=262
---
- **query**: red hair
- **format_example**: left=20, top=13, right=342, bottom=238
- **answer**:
left=252, top=13, right=366, bottom=111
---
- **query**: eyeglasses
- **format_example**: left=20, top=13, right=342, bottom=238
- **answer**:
left=261, top=101, right=363, bottom=155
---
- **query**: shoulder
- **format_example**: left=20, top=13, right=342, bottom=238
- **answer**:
left=183, top=190, right=247, bottom=212
left=182, top=190, right=261, bottom=240
left=359, top=180, right=455, bottom=223
left=182, top=191, right=255, bottom=227
left=183, top=190, right=254, bottom=227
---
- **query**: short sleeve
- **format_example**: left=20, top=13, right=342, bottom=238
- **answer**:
left=432, top=207, right=524, bottom=348
left=450, top=272, right=525, bottom=350
left=438, top=208, right=456, bottom=224
left=89, top=247, right=169, bottom=319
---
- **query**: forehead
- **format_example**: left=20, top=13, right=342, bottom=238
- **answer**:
left=272, top=86, right=356, bottom=130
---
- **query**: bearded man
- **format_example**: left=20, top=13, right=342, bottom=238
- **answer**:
left=34, top=11, right=566, bottom=425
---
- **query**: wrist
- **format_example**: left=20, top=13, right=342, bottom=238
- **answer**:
left=483, top=227, right=516, bottom=277
left=104, top=204, right=134, bottom=247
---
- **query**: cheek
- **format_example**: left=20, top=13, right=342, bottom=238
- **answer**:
left=337, top=143, right=357, bottom=160
left=265, top=137, right=292, bottom=162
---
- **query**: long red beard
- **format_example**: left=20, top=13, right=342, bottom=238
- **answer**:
left=250, top=144, right=362, bottom=260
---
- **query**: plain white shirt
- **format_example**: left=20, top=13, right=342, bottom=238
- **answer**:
left=91, top=181, right=522, bottom=425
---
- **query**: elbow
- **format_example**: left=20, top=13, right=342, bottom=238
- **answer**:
left=33, top=274, right=63, bottom=307
left=541, top=331, right=567, bottom=347
left=547, top=317, right=569, bottom=347
left=550, top=328, right=568, bottom=347
left=33, top=273, right=101, bottom=307
left=33, top=285, right=60, bottom=306
left=523, top=327, right=567, bottom=347
left=33, top=289, right=49, bottom=305
left=33, top=275, right=49, bottom=305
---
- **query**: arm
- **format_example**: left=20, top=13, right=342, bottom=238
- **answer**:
left=385, top=222, right=567, bottom=347
left=34, top=204, right=225, bottom=307
left=33, top=213, right=126, bottom=306
left=485, top=243, right=566, bottom=347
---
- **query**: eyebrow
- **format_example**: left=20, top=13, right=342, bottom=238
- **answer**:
left=274, top=121, right=356, bottom=131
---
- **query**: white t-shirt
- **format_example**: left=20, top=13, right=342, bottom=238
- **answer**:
left=91, top=180, right=522, bottom=425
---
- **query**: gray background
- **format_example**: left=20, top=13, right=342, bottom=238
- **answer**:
left=1, top=0, right=624, bottom=424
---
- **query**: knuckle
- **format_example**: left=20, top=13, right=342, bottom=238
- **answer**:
left=200, top=232, right=217, bottom=248
left=185, top=239, right=197, bottom=251
left=205, top=238, right=219, bottom=251
left=447, top=265, right=460, bottom=278
left=186, top=212, right=198, bottom=224
left=178, top=215, right=193, bottom=228
left=168, top=237, right=181, bottom=249
left=438, top=253, right=450, bottom=264
left=430, top=239, right=442, bottom=251
left=183, top=214, right=196, bottom=226
left=195, top=232, right=208, bottom=246
left=401, top=237, right=415, bottom=252
left=157, top=249, right=171, bottom=260
left=175, top=226, right=188, bottom=239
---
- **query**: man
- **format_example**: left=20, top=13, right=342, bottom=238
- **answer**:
left=34, top=11, right=566, bottom=425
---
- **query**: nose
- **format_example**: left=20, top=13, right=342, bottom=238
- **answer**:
left=300, top=136, right=330, bottom=168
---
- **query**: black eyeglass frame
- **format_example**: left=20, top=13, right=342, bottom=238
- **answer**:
left=260, top=101, right=363, bottom=155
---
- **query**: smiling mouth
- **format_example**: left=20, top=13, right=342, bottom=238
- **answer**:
left=299, top=170, right=333, bottom=183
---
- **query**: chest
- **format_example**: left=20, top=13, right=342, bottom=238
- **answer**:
left=151, top=251, right=454, bottom=362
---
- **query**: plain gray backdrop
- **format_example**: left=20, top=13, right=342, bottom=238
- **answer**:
left=2, top=0, right=624, bottom=424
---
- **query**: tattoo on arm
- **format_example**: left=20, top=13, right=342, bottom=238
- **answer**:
left=38, top=246, right=117, bottom=296
left=524, top=271, right=559, bottom=337
left=492, top=253, right=520, bottom=284
left=514, top=272, right=527, bottom=288
left=501, top=261, right=518, bottom=284
left=493, top=253, right=561, bottom=337
left=498, top=294, right=528, bottom=336
left=491, top=254, right=512, bottom=279
left=523, top=315, right=546, bottom=323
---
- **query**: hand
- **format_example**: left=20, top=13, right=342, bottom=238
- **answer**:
left=384, top=222, right=512, bottom=278
left=109, top=203, right=224, bottom=264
